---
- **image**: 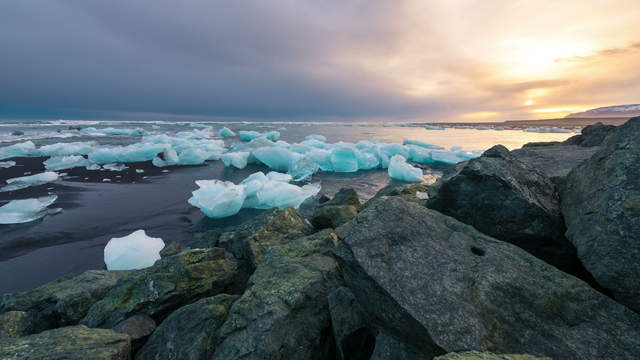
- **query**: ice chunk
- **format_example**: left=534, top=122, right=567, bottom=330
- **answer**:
left=86, top=164, right=102, bottom=170
left=388, top=155, right=423, bottom=182
left=256, top=182, right=321, bottom=209
left=355, top=150, right=379, bottom=170
left=218, top=127, right=236, bottom=137
left=2, top=171, right=59, bottom=192
left=266, top=171, right=292, bottom=183
left=376, top=143, right=410, bottom=168
left=253, top=147, right=303, bottom=172
left=304, top=149, right=333, bottom=171
left=402, top=139, right=443, bottom=150
left=44, top=155, right=91, bottom=171
left=103, top=230, right=165, bottom=271
left=407, top=145, right=433, bottom=164
left=0, top=195, right=58, bottom=224
left=330, top=145, right=359, bottom=172
left=304, top=134, right=327, bottom=142
left=39, top=141, right=97, bottom=156
left=88, top=143, right=166, bottom=164
left=238, top=130, right=280, bottom=141
left=188, top=180, right=246, bottom=218
left=0, top=141, right=37, bottom=160
left=221, top=152, right=250, bottom=169
left=289, top=157, right=319, bottom=181
left=0, top=161, right=16, bottom=168
left=152, top=147, right=179, bottom=167
left=176, top=148, right=211, bottom=165
left=81, top=127, right=146, bottom=136
left=424, top=125, right=445, bottom=130
left=103, top=163, right=129, bottom=171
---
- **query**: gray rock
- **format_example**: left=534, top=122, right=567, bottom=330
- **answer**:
left=370, top=331, right=432, bottom=360
left=0, top=270, right=125, bottom=332
left=511, top=145, right=600, bottom=181
left=0, top=325, right=131, bottom=360
left=328, top=286, right=370, bottom=359
left=334, top=196, right=640, bottom=360
left=159, top=242, right=182, bottom=257
left=136, top=294, right=238, bottom=360
left=0, top=311, right=43, bottom=338
left=561, top=116, right=640, bottom=312
left=211, top=228, right=339, bottom=360
left=113, top=315, right=156, bottom=350
left=435, top=352, right=551, bottom=360
left=563, top=122, right=615, bottom=147
left=428, top=145, right=579, bottom=274
left=311, top=204, right=358, bottom=229
left=323, top=188, right=361, bottom=207
left=82, top=248, right=238, bottom=328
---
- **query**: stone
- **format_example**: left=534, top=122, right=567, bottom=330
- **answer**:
left=435, top=351, right=551, bottom=360
left=0, top=325, right=130, bottom=360
left=0, top=270, right=125, bottom=332
left=323, top=188, right=361, bottom=207
left=563, top=122, right=615, bottom=147
left=311, top=205, right=358, bottom=229
left=560, top=117, right=640, bottom=312
left=428, top=145, right=580, bottom=275
left=328, top=286, right=370, bottom=359
left=136, top=294, right=238, bottom=360
left=113, top=314, right=156, bottom=350
left=159, top=241, right=182, bottom=257
left=82, top=248, right=238, bottom=328
left=334, top=196, right=640, bottom=360
left=0, top=311, right=43, bottom=338
left=370, top=331, right=432, bottom=360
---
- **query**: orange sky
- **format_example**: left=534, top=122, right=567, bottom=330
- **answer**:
left=339, top=0, right=640, bottom=121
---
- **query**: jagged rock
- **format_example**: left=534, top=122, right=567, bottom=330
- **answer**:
left=211, top=228, right=338, bottom=360
left=0, top=325, right=131, bottom=360
left=324, top=188, right=361, bottom=207
left=136, top=294, right=238, bottom=360
left=435, top=352, right=551, bottom=360
left=0, top=270, right=125, bottom=332
left=311, top=205, right=358, bottom=229
left=334, top=196, right=640, bottom=360
left=82, top=248, right=238, bottom=328
left=563, top=122, right=616, bottom=147
left=328, top=286, right=370, bottom=359
left=189, top=230, right=222, bottom=249
left=511, top=145, right=600, bottom=181
left=370, top=331, right=432, bottom=360
left=113, top=314, right=156, bottom=350
left=159, top=242, right=182, bottom=257
left=561, top=117, right=640, bottom=312
left=363, top=183, right=430, bottom=209
left=427, top=145, right=580, bottom=275
left=0, top=311, right=43, bottom=338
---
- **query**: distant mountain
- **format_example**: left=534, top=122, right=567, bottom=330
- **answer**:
left=566, top=104, right=640, bottom=118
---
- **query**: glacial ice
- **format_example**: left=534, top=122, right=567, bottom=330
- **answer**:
left=403, top=139, right=444, bottom=150
left=238, top=130, right=280, bottom=141
left=152, top=147, right=180, bottom=167
left=81, top=127, right=146, bottom=136
left=218, top=127, right=236, bottom=137
left=289, top=158, right=320, bottom=181
left=44, top=156, right=91, bottom=171
left=424, top=125, right=445, bottom=130
left=88, top=143, right=167, bottom=164
left=0, top=161, right=16, bottom=168
left=2, top=172, right=59, bottom=192
left=255, top=181, right=320, bottom=209
left=388, top=155, right=423, bottom=182
left=103, top=163, right=129, bottom=172
left=0, top=195, right=59, bottom=224
left=0, top=141, right=37, bottom=160
left=253, top=147, right=303, bottom=172
left=330, top=145, right=359, bottom=172
left=188, top=180, right=247, bottom=218
left=221, top=152, right=250, bottom=169
left=103, top=230, right=165, bottom=271
left=39, top=142, right=97, bottom=156
left=304, top=134, right=327, bottom=142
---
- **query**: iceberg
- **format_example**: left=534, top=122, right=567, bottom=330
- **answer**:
left=103, top=230, right=165, bottom=271
left=2, top=172, right=59, bottom=192
left=218, top=127, right=236, bottom=137
left=256, top=182, right=321, bottom=209
left=253, top=147, right=303, bottom=172
left=388, top=155, right=423, bottom=182
left=152, top=147, right=180, bottom=167
left=176, top=148, right=211, bottom=165
left=0, top=141, right=37, bottom=160
left=0, top=195, right=59, bottom=224
left=38, top=141, right=97, bottom=156
left=304, top=134, right=327, bottom=142
left=0, top=161, right=16, bottom=168
left=330, top=145, right=359, bottom=172
left=355, top=150, right=379, bottom=170
left=44, top=155, right=91, bottom=171
left=402, top=139, right=443, bottom=150
left=289, top=157, right=320, bottom=181
left=188, top=180, right=247, bottom=218
left=221, top=152, right=250, bottom=169
left=304, top=149, right=333, bottom=171
left=88, top=143, right=166, bottom=164
left=238, top=130, right=280, bottom=141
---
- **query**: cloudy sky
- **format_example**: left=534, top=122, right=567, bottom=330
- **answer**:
left=1, top=0, right=639, bottom=122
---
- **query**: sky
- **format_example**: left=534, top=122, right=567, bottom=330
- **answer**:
left=1, top=0, right=639, bottom=122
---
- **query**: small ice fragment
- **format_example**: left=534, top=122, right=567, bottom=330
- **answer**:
left=0, top=161, right=16, bottom=168
left=2, top=172, right=59, bottom=192
left=188, top=180, right=246, bottom=218
left=103, top=178, right=111, bottom=182
left=416, top=191, right=429, bottom=200
left=221, top=152, right=250, bottom=169
left=86, top=164, right=102, bottom=170
left=103, top=163, right=129, bottom=171
left=0, top=195, right=58, bottom=224
left=162, top=170, right=169, bottom=173
left=136, top=169, right=144, bottom=173
left=388, top=155, right=423, bottom=182
left=103, top=230, right=165, bottom=270
left=44, top=155, right=91, bottom=171
left=218, top=127, right=236, bottom=137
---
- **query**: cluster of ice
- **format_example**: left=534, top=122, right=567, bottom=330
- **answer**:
left=79, top=127, right=146, bottom=136
left=220, top=151, right=250, bottom=169
left=218, top=127, right=236, bottom=137
left=424, top=125, right=445, bottom=130
left=388, top=155, right=424, bottom=182
left=44, top=155, right=91, bottom=171
left=0, top=141, right=38, bottom=160
left=38, top=142, right=97, bottom=156
left=402, top=139, right=443, bottom=150
left=103, top=230, right=165, bottom=270
left=523, top=127, right=573, bottom=134
left=0, top=161, right=16, bottom=168
left=238, top=130, right=280, bottom=141
left=1, top=172, right=59, bottom=192
left=188, top=171, right=320, bottom=218
left=103, top=163, right=129, bottom=171
left=0, top=195, right=59, bottom=224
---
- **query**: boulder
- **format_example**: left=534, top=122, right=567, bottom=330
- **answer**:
left=136, top=294, right=238, bottom=360
left=511, top=145, right=600, bottom=181
left=159, top=241, right=182, bottom=257
left=311, top=204, right=358, bottom=229
left=0, top=270, right=125, bottom=332
left=427, top=145, right=580, bottom=275
left=560, top=117, right=640, bottom=312
left=82, top=248, right=238, bottom=328
left=563, top=122, right=615, bottom=147
left=435, top=352, right=551, bottom=360
left=323, top=188, right=361, bottom=207
left=334, top=196, right=640, bottom=360
left=328, top=286, right=373, bottom=359
left=0, top=311, right=43, bottom=338
left=370, top=331, right=432, bottom=360
left=0, top=325, right=131, bottom=360
left=211, top=228, right=339, bottom=359
left=113, top=314, right=156, bottom=350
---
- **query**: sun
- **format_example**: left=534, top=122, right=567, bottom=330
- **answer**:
left=524, top=100, right=534, bottom=106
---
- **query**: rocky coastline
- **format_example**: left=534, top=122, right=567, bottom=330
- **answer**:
left=1, top=117, right=638, bottom=360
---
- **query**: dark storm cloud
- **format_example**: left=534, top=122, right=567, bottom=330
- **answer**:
left=0, top=1, right=431, bottom=119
